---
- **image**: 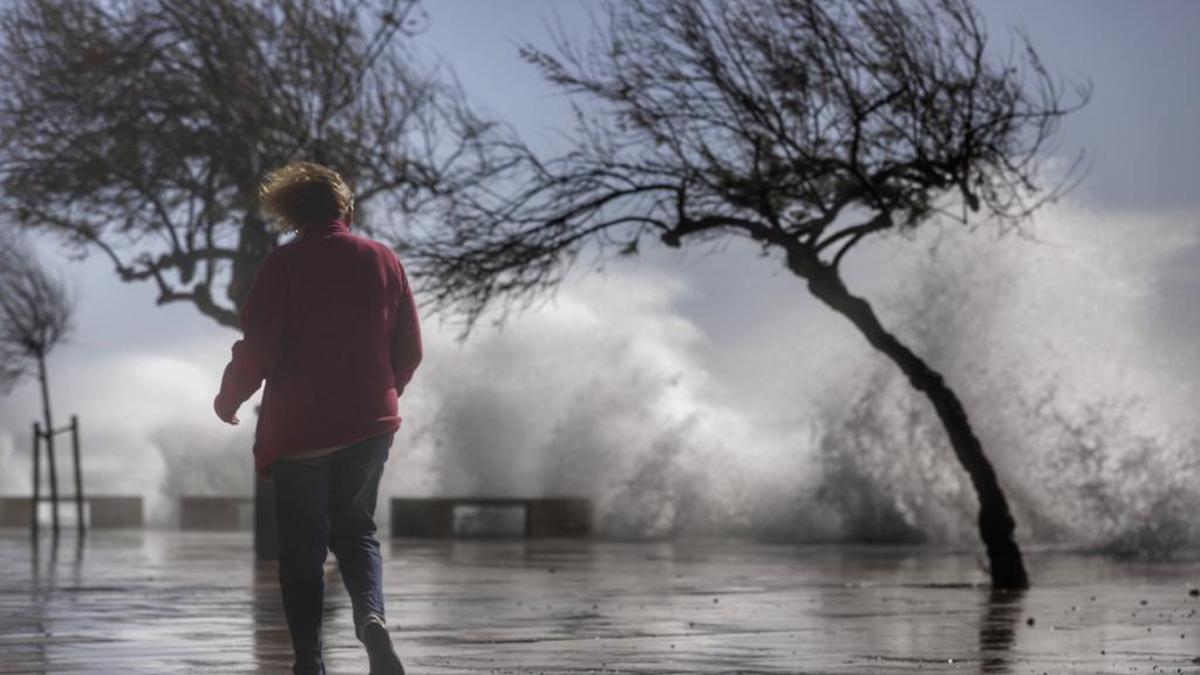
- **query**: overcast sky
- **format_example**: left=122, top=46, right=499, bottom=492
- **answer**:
left=1, top=1, right=1196, bottom=534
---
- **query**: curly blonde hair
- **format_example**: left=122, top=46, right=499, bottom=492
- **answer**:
left=259, top=161, right=355, bottom=232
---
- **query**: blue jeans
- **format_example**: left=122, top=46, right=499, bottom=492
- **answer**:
left=272, top=433, right=392, bottom=675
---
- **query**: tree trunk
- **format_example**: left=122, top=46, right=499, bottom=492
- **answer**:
left=36, top=352, right=60, bottom=536
left=228, top=212, right=275, bottom=312
left=31, top=421, right=40, bottom=537
left=803, top=264, right=1030, bottom=589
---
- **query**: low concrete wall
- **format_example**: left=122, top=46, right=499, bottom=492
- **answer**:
left=391, top=498, right=592, bottom=538
left=526, top=499, right=592, bottom=537
left=90, top=496, right=144, bottom=528
left=0, top=495, right=143, bottom=528
left=179, top=496, right=254, bottom=531
left=0, top=497, right=33, bottom=527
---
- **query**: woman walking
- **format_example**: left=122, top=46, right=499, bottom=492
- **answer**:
left=214, top=162, right=422, bottom=675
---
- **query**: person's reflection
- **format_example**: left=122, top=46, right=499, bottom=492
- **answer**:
left=979, top=587, right=1025, bottom=673
left=252, top=559, right=294, bottom=673
left=254, top=559, right=352, bottom=672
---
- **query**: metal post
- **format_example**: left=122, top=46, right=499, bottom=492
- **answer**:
left=36, top=353, right=60, bottom=537
left=32, top=422, right=41, bottom=537
left=71, top=416, right=84, bottom=536
left=45, top=422, right=60, bottom=537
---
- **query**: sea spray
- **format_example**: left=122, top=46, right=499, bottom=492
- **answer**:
left=813, top=203, right=1200, bottom=553
left=0, top=202, right=1194, bottom=551
left=390, top=268, right=824, bottom=539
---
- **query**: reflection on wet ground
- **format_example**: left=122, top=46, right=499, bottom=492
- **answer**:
left=0, top=530, right=1197, bottom=673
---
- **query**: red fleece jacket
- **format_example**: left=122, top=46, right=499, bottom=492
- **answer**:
left=214, top=221, right=422, bottom=478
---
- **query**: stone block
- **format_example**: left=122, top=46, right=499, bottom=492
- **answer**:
left=180, top=496, right=253, bottom=531
left=89, top=496, right=144, bottom=528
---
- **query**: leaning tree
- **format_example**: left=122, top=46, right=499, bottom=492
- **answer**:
left=0, top=231, right=72, bottom=407
left=408, top=0, right=1089, bottom=588
left=0, top=231, right=74, bottom=533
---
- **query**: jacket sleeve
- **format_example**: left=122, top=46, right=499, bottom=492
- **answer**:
left=391, top=261, right=423, bottom=395
left=214, top=254, right=288, bottom=416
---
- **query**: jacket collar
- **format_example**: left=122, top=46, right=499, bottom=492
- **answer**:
left=298, top=220, right=350, bottom=237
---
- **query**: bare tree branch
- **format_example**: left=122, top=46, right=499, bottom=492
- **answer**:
left=407, top=0, right=1089, bottom=330
left=0, top=0, right=520, bottom=328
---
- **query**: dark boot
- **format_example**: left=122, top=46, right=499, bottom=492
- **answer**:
left=362, top=621, right=404, bottom=675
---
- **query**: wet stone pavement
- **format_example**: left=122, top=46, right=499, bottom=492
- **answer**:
left=0, top=530, right=1197, bottom=674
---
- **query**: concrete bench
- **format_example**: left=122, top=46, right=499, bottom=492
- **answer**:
left=390, top=497, right=591, bottom=538
left=91, top=496, right=145, bottom=528
left=0, top=495, right=143, bottom=528
left=179, top=496, right=254, bottom=531
left=0, top=497, right=33, bottom=527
